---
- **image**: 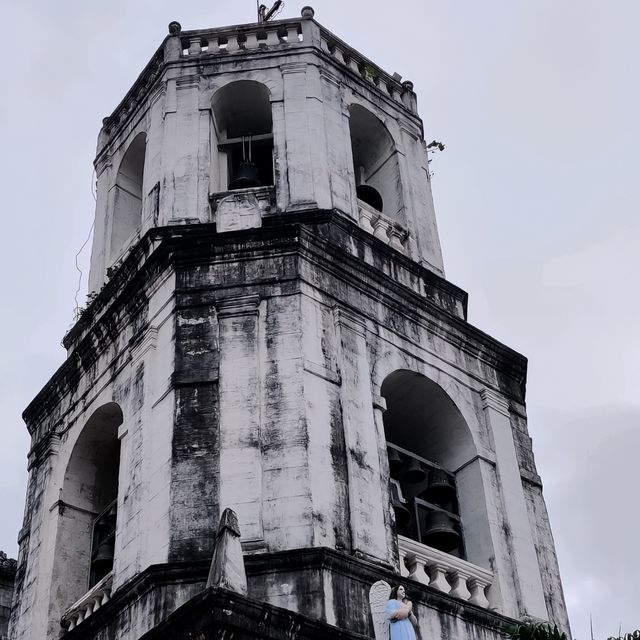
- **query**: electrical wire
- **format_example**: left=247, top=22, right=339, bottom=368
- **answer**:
left=73, top=170, right=97, bottom=318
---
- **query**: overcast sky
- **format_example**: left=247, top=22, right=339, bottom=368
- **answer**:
left=1, top=2, right=638, bottom=639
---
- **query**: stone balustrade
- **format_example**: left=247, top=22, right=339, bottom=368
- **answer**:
left=61, top=572, right=113, bottom=632
left=357, top=202, right=408, bottom=253
left=102, top=8, right=416, bottom=142
left=180, top=21, right=304, bottom=56
left=398, top=535, right=493, bottom=609
left=177, top=8, right=414, bottom=112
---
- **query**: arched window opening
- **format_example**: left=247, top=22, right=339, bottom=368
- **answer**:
left=212, top=81, right=273, bottom=191
left=381, top=371, right=474, bottom=559
left=111, top=132, right=146, bottom=260
left=349, top=105, right=402, bottom=217
left=53, top=403, right=122, bottom=614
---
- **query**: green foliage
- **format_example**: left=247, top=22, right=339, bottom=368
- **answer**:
left=504, top=622, right=568, bottom=640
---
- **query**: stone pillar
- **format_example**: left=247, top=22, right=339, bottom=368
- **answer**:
left=160, top=74, right=201, bottom=223
left=282, top=63, right=315, bottom=208
left=334, top=308, right=387, bottom=562
left=217, top=295, right=264, bottom=544
left=481, top=389, right=548, bottom=619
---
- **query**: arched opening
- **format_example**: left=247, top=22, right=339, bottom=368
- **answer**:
left=381, top=371, right=475, bottom=558
left=111, top=132, right=146, bottom=260
left=349, top=105, right=402, bottom=217
left=51, top=403, right=122, bottom=616
left=212, top=81, right=273, bottom=191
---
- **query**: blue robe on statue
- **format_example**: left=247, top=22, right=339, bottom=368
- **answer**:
left=386, top=599, right=417, bottom=640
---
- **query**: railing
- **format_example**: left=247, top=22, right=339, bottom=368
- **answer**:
left=398, top=536, right=492, bottom=609
left=180, top=21, right=303, bottom=56
left=101, top=8, right=417, bottom=143
left=358, top=202, right=409, bottom=253
left=177, top=8, right=415, bottom=113
left=61, top=571, right=113, bottom=632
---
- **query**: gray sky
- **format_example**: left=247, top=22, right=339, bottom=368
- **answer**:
left=1, top=2, right=638, bottom=639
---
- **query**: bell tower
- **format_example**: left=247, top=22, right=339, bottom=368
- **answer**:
left=10, top=7, right=570, bottom=640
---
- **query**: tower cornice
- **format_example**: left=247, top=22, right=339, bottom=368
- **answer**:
left=22, top=212, right=527, bottom=442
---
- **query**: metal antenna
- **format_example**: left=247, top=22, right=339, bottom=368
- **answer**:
left=258, top=0, right=283, bottom=22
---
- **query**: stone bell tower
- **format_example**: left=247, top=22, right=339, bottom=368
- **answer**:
left=9, top=7, right=570, bottom=640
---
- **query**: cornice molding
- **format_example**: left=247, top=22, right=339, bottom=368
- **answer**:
left=480, top=388, right=510, bottom=417
left=215, top=294, right=260, bottom=318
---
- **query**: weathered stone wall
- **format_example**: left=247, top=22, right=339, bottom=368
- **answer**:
left=11, top=214, right=569, bottom=639
left=0, top=554, right=16, bottom=640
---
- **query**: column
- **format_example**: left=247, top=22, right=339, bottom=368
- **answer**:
left=217, top=295, right=264, bottom=544
left=481, top=389, right=548, bottom=619
left=334, top=308, right=388, bottom=561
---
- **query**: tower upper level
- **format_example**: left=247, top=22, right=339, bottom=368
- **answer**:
left=88, top=7, right=444, bottom=292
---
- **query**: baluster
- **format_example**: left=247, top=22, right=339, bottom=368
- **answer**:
left=188, top=38, right=201, bottom=55
left=468, top=578, right=490, bottom=608
left=320, top=38, right=331, bottom=53
left=332, top=46, right=345, bottom=64
left=404, top=552, right=429, bottom=585
left=448, top=570, right=471, bottom=601
left=287, top=26, right=300, bottom=43
left=427, top=561, right=451, bottom=594
left=373, top=217, right=389, bottom=241
left=226, top=35, right=240, bottom=52
left=101, top=588, right=111, bottom=606
left=347, top=57, right=360, bottom=74
left=68, top=616, right=77, bottom=631
left=208, top=36, right=220, bottom=53
left=359, top=209, right=375, bottom=234
left=398, top=548, right=410, bottom=578
left=266, top=29, right=280, bottom=46
left=387, top=226, right=405, bottom=251
left=245, top=32, right=258, bottom=49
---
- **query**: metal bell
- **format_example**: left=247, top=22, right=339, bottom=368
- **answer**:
left=356, top=184, right=383, bottom=211
left=392, top=498, right=411, bottom=528
left=229, top=161, right=261, bottom=190
left=387, top=447, right=404, bottom=477
left=422, top=511, right=460, bottom=552
left=404, top=458, right=427, bottom=484
left=390, top=481, right=411, bottom=528
left=426, top=468, right=456, bottom=505
left=91, top=537, right=115, bottom=574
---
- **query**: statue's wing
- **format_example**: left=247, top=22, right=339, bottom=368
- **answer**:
left=369, top=580, right=391, bottom=640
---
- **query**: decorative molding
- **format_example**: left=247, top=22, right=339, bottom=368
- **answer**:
left=148, top=83, right=167, bottom=107
left=453, top=453, right=497, bottom=475
left=480, top=388, right=510, bottom=418
left=49, top=500, right=97, bottom=518
left=333, top=306, right=366, bottom=337
left=130, top=327, right=158, bottom=364
left=215, top=294, right=260, bottom=318
left=281, top=61, right=308, bottom=75
left=319, top=67, right=342, bottom=87
left=94, top=154, right=112, bottom=178
left=176, top=75, right=200, bottom=89
left=303, top=359, right=341, bottom=385
left=371, top=394, right=387, bottom=412
left=27, top=432, right=61, bottom=469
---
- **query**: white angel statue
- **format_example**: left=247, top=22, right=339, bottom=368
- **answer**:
left=369, top=581, right=417, bottom=640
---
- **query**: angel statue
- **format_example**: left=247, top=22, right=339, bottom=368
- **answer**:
left=369, top=581, right=418, bottom=640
